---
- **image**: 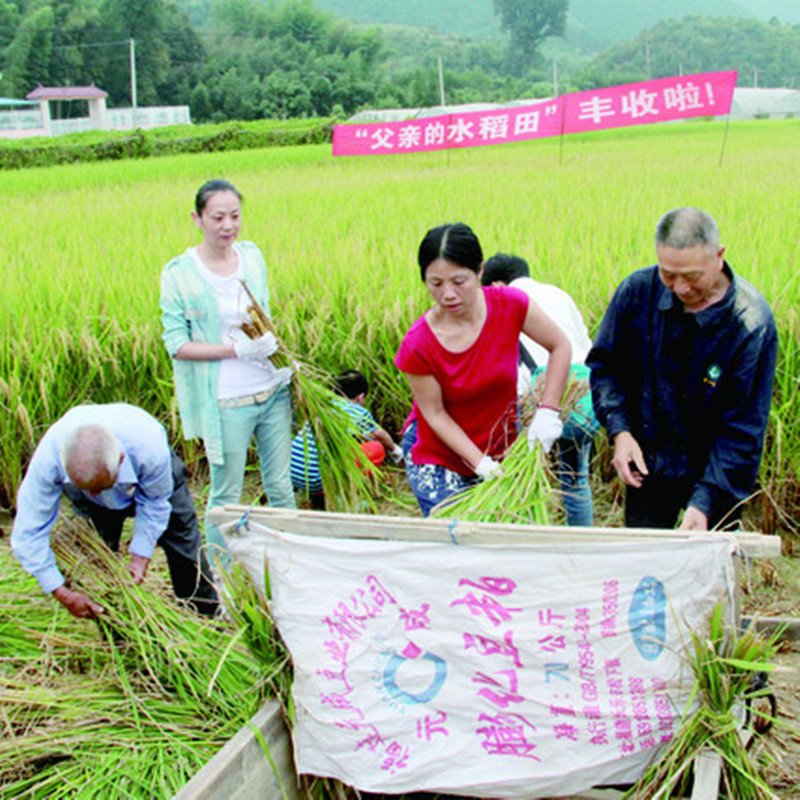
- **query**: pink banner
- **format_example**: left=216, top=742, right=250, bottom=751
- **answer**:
left=332, top=71, right=737, bottom=157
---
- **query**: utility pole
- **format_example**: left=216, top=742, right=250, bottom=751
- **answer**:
left=553, top=60, right=558, bottom=96
left=437, top=55, right=445, bottom=107
left=129, top=38, right=138, bottom=128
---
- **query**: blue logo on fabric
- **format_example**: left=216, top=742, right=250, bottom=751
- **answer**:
left=382, top=642, right=447, bottom=705
left=628, top=576, right=667, bottom=661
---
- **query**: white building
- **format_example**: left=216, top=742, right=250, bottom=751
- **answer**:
left=0, top=83, right=191, bottom=139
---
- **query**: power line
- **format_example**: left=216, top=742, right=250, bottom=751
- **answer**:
left=49, top=39, right=132, bottom=52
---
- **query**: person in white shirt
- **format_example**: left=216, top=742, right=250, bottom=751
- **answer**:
left=482, top=253, right=596, bottom=526
left=12, top=404, right=218, bottom=619
left=160, top=180, right=296, bottom=565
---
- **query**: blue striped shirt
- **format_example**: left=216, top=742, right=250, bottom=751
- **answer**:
left=290, top=400, right=378, bottom=493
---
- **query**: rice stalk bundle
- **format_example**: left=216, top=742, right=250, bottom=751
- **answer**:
left=292, top=370, right=385, bottom=510
left=0, top=678, right=250, bottom=797
left=50, top=519, right=267, bottom=715
left=430, top=373, right=592, bottom=525
left=0, top=525, right=272, bottom=797
left=239, top=279, right=380, bottom=511
left=430, top=432, right=552, bottom=525
left=624, top=601, right=785, bottom=799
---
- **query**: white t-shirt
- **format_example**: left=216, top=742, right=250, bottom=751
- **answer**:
left=511, top=276, right=593, bottom=396
left=191, top=247, right=275, bottom=399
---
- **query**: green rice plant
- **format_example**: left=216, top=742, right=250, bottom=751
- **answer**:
left=50, top=519, right=267, bottom=714
left=624, top=601, right=785, bottom=799
left=215, top=556, right=292, bottom=696
left=239, top=278, right=382, bottom=511
left=430, top=432, right=552, bottom=525
left=0, top=525, right=272, bottom=797
left=0, top=680, right=252, bottom=798
left=757, top=314, right=800, bottom=536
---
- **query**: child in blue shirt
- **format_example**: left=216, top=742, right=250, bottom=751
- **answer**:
left=290, top=369, right=403, bottom=509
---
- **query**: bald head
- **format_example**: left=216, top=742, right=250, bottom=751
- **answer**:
left=655, top=207, right=720, bottom=254
left=61, top=424, right=122, bottom=493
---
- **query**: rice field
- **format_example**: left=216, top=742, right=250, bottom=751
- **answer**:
left=2, top=118, right=799, bottom=533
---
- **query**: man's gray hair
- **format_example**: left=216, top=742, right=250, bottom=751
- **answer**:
left=655, top=207, right=720, bottom=251
left=61, top=424, right=121, bottom=484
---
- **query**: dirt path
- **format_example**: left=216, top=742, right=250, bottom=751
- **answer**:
left=759, top=642, right=800, bottom=797
left=740, top=552, right=800, bottom=797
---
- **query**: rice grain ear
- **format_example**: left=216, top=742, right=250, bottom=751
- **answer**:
left=233, top=286, right=383, bottom=511
left=240, top=320, right=263, bottom=339
left=237, top=279, right=293, bottom=369
left=431, top=434, right=552, bottom=525
left=239, top=279, right=273, bottom=332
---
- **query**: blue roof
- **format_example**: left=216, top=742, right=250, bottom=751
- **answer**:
left=0, top=97, right=37, bottom=106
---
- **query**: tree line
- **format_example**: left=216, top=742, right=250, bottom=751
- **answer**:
left=579, top=15, right=800, bottom=90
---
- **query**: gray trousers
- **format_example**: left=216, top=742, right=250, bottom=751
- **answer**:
left=69, top=451, right=219, bottom=616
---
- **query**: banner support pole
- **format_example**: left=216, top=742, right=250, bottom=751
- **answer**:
left=558, top=95, right=567, bottom=167
left=718, top=112, right=731, bottom=168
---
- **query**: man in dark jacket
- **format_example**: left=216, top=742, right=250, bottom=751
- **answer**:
left=587, top=207, right=777, bottom=530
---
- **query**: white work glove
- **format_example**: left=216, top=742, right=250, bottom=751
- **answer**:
left=274, top=366, right=294, bottom=386
left=389, top=444, right=404, bottom=464
left=474, top=455, right=501, bottom=480
left=527, top=407, right=563, bottom=454
left=234, top=332, right=278, bottom=361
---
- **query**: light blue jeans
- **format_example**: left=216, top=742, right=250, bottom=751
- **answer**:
left=532, top=364, right=597, bottom=527
left=555, top=415, right=594, bottom=527
left=205, top=385, right=296, bottom=563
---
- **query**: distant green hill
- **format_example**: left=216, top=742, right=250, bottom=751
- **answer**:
left=311, top=0, right=499, bottom=38
left=581, top=15, right=800, bottom=89
left=736, top=0, right=800, bottom=23
left=177, top=1, right=800, bottom=47
left=312, top=0, right=758, bottom=44
left=566, top=0, right=753, bottom=52
left=312, top=0, right=800, bottom=49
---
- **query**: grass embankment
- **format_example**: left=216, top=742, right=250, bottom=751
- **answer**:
left=0, top=117, right=333, bottom=169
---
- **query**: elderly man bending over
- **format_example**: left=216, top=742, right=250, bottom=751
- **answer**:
left=12, top=403, right=218, bottom=618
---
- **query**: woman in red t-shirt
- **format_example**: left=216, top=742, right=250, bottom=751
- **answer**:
left=395, top=222, right=571, bottom=516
